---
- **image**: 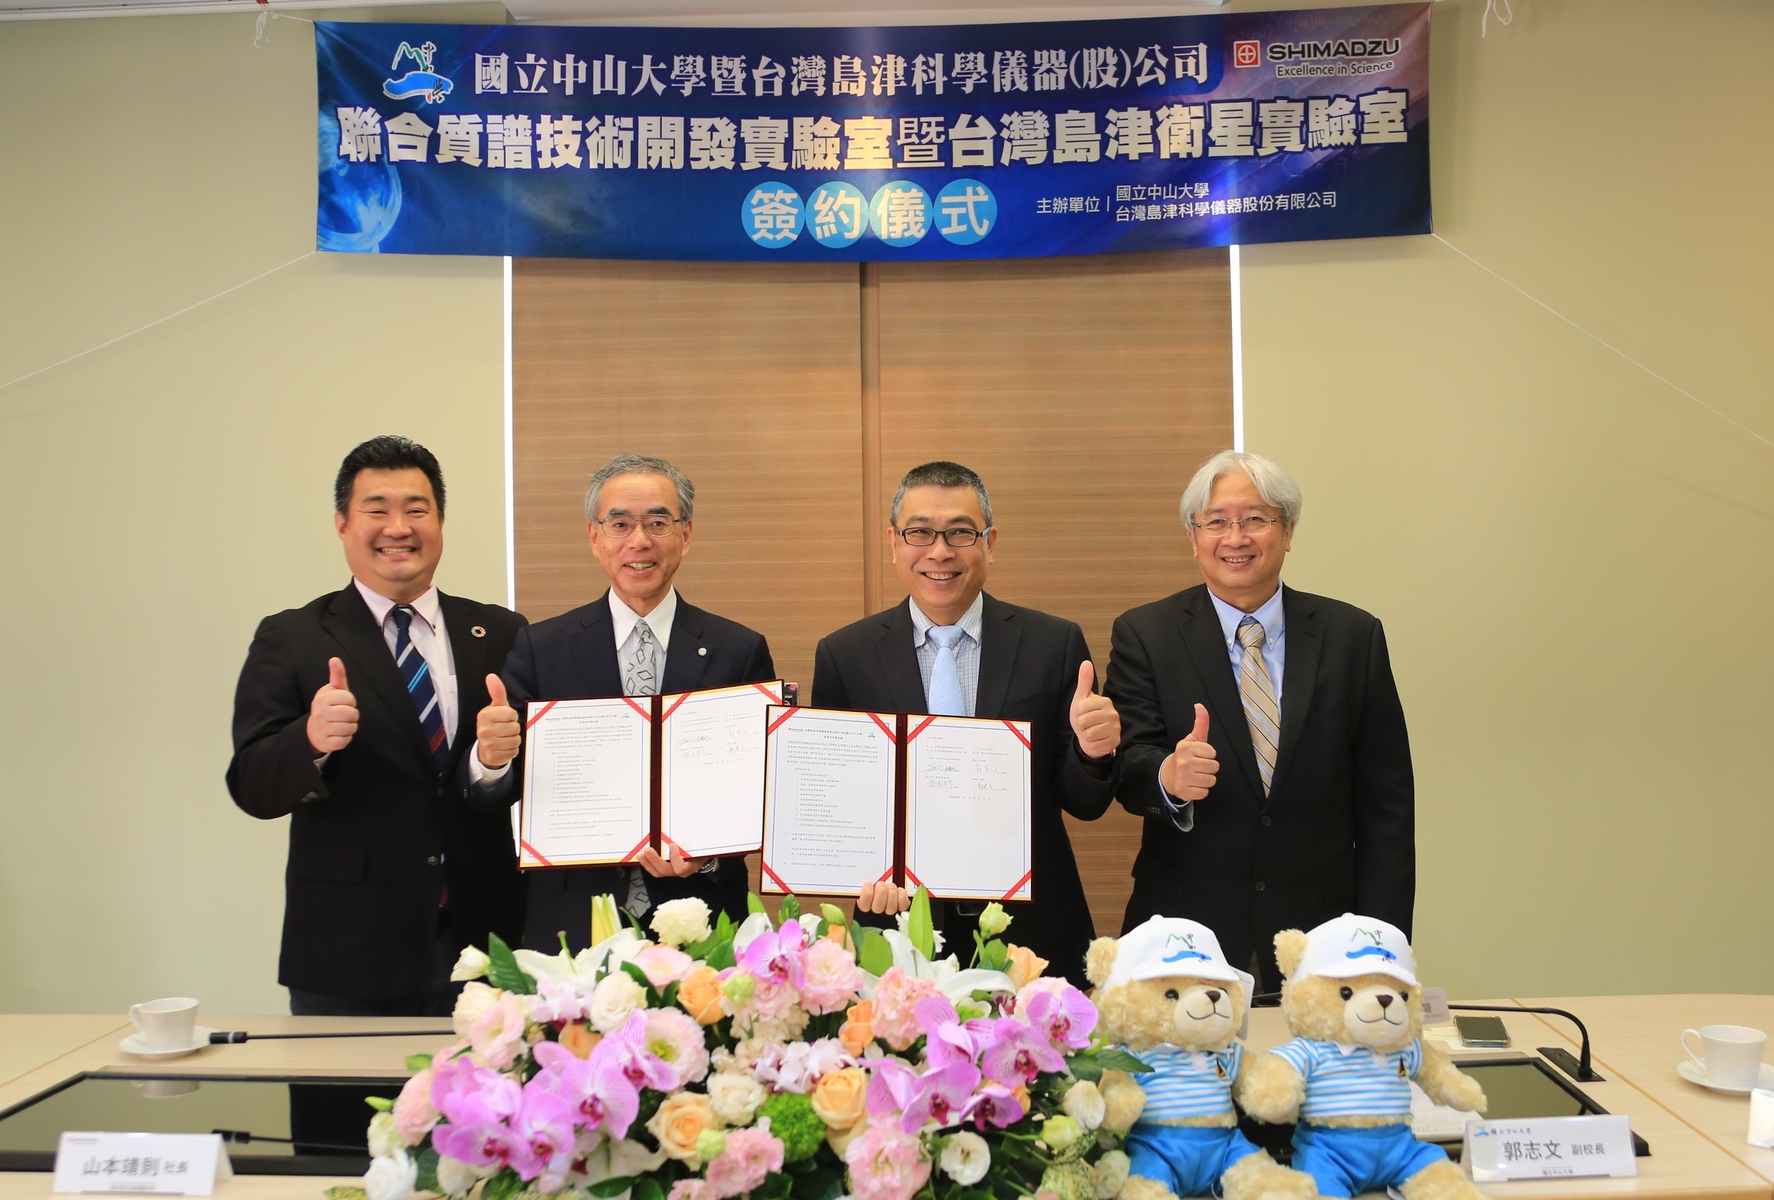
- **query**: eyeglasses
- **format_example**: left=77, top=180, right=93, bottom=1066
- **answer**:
left=897, top=526, right=989, bottom=547
left=595, top=515, right=684, bottom=540
left=1192, top=515, right=1286, bottom=536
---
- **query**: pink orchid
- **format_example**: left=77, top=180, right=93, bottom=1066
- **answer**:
left=430, top=1061, right=524, bottom=1173
left=865, top=1056, right=920, bottom=1120
left=738, top=926, right=807, bottom=990
left=510, top=1084, right=579, bottom=1180
left=914, top=996, right=978, bottom=1069
left=596, top=1010, right=680, bottom=1094
left=1021, top=985, right=1097, bottom=1051
left=962, top=1080, right=1027, bottom=1130
left=898, top=1062, right=982, bottom=1133
left=978, top=1017, right=1066, bottom=1086
left=532, top=1039, right=641, bottom=1137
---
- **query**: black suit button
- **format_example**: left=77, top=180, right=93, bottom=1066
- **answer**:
left=1261, top=815, right=1272, bottom=827
left=427, top=856, right=440, bottom=866
left=1254, top=881, right=1266, bottom=892
left=436, top=785, right=445, bottom=798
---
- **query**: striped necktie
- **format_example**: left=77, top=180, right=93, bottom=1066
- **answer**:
left=392, top=605, right=452, bottom=776
left=1237, top=616, right=1279, bottom=795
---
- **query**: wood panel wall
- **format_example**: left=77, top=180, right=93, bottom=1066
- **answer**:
left=513, top=250, right=1231, bottom=946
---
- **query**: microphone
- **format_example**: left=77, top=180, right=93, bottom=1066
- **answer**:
left=208, top=1029, right=453, bottom=1043
left=1448, top=1003, right=1604, bottom=1082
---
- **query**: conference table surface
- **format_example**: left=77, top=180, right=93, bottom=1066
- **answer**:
left=0, top=996, right=1768, bottom=1199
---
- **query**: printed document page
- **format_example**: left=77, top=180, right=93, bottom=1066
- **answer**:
left=904, top=716, right=1032, bottom=901
left=519, top=698, right=651, bottom=867
left=761, top=708, right=895, bottom=895
left=659, top=682, right=780, bottom=858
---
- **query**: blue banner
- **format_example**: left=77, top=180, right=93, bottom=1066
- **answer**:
left=316, top=4, right=1429, bottom=260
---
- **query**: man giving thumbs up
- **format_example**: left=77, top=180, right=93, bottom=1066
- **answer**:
left=228, top=437, right=528, bottom=1017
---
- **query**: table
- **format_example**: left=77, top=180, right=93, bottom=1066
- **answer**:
left=0, top=999, right=1768, bottom=1199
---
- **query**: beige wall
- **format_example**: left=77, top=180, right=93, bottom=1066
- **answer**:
left=0, top=0, right=1766, bottom=1014
left=1243, top=0, right=1774, bottom=995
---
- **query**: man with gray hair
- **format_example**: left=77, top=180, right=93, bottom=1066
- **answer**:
left=467, top=453, right=774, bottom=949
left=1105, top=450, right=1414, bottom=990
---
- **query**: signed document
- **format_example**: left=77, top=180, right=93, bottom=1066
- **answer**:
left=518, top=682, right=784, bottom=869
left=518, top=697, right=651, bottom=868
left=759, top=707, right=1032, bottom=900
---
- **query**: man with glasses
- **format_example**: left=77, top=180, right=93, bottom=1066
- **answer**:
left=811, top=461, right=1122, bottom=989
left=466, top=454, right=774, bottom=950
left=1105, top=450, right=1414, bottom=991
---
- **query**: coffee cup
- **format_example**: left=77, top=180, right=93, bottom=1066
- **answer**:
left=1682, top=1023, right=1766, bottom=1090
left=129, top=997, right=199, bottom=1051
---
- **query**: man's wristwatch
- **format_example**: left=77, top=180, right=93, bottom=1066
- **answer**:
left=697, top=858, right=720, bottom=875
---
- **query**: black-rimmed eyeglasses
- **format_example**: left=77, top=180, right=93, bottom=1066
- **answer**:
left=897, top=526, right=989, bottom=547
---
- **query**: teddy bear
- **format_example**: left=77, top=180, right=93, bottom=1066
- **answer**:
left=1237, top=914, right=1488, bottom=1200
left=1087, top=915, right=1316, bottom=1200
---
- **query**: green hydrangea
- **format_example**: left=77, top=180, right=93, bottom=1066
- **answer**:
left=758, top=1092, right=825, bottom=1164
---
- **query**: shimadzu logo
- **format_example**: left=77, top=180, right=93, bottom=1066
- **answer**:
left=1267, top=37, right=1401, bottom=79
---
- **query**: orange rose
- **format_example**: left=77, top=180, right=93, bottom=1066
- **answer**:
left=677, top=965, right=726, bottom=1026
left=826, top=1115, right=869, bottom=1156
left=826, top=925, right=848, bottom=945
left=1013, top=1083, right=1032, bottom=1112
left=648, top=1092, right=719, bottom=1164
left=557, top=1022, right=600, bottom=1059
left=810, top=1066, right=868, bottom=1130
left=1004, top=944, right=1050, bottom=989
left=838, top=1000, right=876, bottom=1056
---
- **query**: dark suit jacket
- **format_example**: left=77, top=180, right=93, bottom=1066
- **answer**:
left=811, top=594, right=1116, bottom=989
left=491, top=592, right=775, bottom=951
left=1106, top=584, right=1414, bottom=988
left=227, top=583, right=527, bottom=999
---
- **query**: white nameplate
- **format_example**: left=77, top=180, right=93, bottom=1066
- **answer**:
left=1421, top=986, right=1450, bottom=1027
left=1463, top=1115, right=1636, bottom=1182
left=53, top=1132, right=232, bottom=1195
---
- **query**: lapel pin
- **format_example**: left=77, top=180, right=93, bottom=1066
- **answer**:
left=471, top=625, right=487, bottom=638
left=698, top=647, right=708, bottom=656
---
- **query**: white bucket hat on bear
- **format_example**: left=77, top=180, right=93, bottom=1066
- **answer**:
left=1292, top=913, right=1418, bottom=987
left=1106, top=916, right=1255, bottom=996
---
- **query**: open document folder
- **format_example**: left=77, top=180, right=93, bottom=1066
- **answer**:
left=517, top=681, right=785, bottom=867
left=758, top=705, right=1033, bottom=902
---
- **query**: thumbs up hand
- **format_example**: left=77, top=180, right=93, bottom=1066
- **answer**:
left=307, top=657, right=359, bottom=755
left=476, top=674, right=522, bottom=769
left=1160, top=703, right=1219, bottom=801
left=1069, top=660, right=1122, bottom=761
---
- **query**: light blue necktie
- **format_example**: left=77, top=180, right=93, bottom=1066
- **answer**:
left=926, top=625, right=968, bottom=716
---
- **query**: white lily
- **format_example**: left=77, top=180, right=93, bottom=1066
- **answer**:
left=512, top=927, right=644, bottom=993
left=856, top=929, right=1015, bottom=1001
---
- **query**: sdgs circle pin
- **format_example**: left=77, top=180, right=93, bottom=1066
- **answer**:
left=471, top=626, right=487, bottom=638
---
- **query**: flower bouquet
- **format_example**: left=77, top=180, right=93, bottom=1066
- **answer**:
left=344, top=890, right=1148, bottom=1200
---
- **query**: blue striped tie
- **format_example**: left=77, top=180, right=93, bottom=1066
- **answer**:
left=392, top=606, right=452, bottom=775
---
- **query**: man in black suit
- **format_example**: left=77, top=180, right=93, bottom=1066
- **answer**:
left=810, top=462, right=1121, bottom=989
left=469, top=454, right=774, bottom=951
left=1105, top=450, right=1414, bottom=990
left=228, top=436, right=527, bottom=1016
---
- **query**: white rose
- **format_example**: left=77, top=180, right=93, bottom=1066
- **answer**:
left=706, top=1068, right=767, bottom=1126
left=589, top=970, right=647, bottom=1033
left=363, top=1151, right=417, bottom=1200
left=1063, top=1080, right=1106, bottom=1131
left=366, top=1112, right=400, bottom=1159
left=434, top=1155, right=486, bottom=1197
left=939, top=1131, right=990, bottom=1186
left=1093, top=1150, right=1130, bottom=1199
left=451, top=981, right=500, bottom=1037
left=650, top=898, right=713, bottom=947
left=449, top=945, right=491, bottom=982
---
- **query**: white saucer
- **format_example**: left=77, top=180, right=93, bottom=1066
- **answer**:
left=1676, top=1059, right=1774, bottom=1095
left=120, top=1027, right=214, bottom=1059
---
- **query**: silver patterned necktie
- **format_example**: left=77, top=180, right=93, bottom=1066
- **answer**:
left=620, top=618, right=663, bottom=918
left=1237, top=616, right=1280, bottom=795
